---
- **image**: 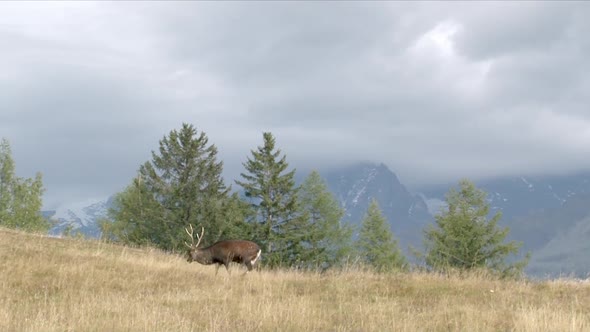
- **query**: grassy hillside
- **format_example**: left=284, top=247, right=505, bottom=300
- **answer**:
left=1, top=228, right=589, bottom=332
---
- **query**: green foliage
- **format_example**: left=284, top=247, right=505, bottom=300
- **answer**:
left=0, top=138, right=48, bottom=232
left=421, top=179, right=529, bottom=277
left=101, top=175, right=164, bottom=246
left=221, top=192, right=256, bottom=240
left=297, top=170, right=353, bottom=269
left=103, top=124, right=246, bottom=251
left=356, top=199, right=407, bottom=272
left=235, top=132, right=301, bottom=268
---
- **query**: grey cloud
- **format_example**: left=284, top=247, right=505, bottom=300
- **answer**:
left=453, top=3, right=579, bottom=60
left=2, top=62, right=166, bottom=208
left=151, top=3, right=401, bottom=82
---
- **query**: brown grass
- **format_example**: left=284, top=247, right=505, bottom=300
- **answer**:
left=1, top=227, right=589, bottom=332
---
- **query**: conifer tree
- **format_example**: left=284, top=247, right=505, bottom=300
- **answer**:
left=235, top=132, right=301, bottom=267
left=421, top=179, right=529, bottom=276
left=0, top=138, right=47, bottom=232
left=0, top=138, right=15, bottom=226
left=104, top=124, right=244, bottom=250
left=297, top=170, right=353, bottom=269
left=101, top=174, right=163, bottom=245
left=356, top=199, right=407, bottom=272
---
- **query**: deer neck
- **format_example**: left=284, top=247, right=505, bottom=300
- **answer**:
left=193, top=248, right=213, bottom=265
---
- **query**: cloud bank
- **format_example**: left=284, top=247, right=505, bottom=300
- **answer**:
left=1, top=2, right=590, bottom=208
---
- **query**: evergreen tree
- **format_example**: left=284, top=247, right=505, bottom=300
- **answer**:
left=235, top=132, right=301, bottom=267
left=0, top=138, right=47, bottom=232
left=297, top=170, right=353, bottom=269
left=421, top=179, right=529, bottom=277
left=356, top=199, right=407, bottom=272
left=0, top=138, right=15, bottom=225
left=11, top=173, right=45, bottom=230
left=104, top=124, right=244, bottom=250
left=221, top=192, right=256, bottom=240
left=101, top=174, right=163, bottom=245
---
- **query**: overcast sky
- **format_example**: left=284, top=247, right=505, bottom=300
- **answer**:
left=2, top=2, right=590, bottom=209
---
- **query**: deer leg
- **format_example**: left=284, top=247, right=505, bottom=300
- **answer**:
left=242, top=261, right=253, bottom=276
left=215, top=264, right=220, bottom=276
left=224, top=263, right=231, bottom=276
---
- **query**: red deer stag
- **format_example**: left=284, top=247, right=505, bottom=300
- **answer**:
left=184, top=225, right=261, bottom=275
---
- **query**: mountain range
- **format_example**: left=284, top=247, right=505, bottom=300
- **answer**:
left=45, top=197, right=114, bottom=238
left=44, top=162, right=590, bottom=278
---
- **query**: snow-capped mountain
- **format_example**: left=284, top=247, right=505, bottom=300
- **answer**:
left=420, top=173, right=590, bottom=221
left=320, top=162, right=432, bottom=252
left=45, top=197, right=114, bottom=238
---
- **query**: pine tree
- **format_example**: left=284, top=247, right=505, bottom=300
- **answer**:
left=297, top=170, right=353, bottom=269
left=104, top=124, right=244, bottom=250
left=0, top=138, right=15, bottom=225
left=235, top=132, right=300, bottom=267
left=0, top=138, right=47, bottom=232
left=221, top=192, right=255, bottom=240
left=12, top=173, right=45, bottom=231
left=356, top=199, right=407, bottom=272
left=101, top=174, right=164, bottom=245
left=421, top=179, right=529, bottom=277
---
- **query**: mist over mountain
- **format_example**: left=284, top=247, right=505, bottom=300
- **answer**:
left=420, top=173, right=590, bottom=220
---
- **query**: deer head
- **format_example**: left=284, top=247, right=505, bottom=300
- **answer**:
left=184, top=224, right=205, bottom=262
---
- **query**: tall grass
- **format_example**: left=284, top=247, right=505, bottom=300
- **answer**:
left=1, top=227, right=589, bottom=331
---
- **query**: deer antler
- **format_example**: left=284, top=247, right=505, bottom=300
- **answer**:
left=184, top=224, right=204, bottom=249
left=184, top=224, right=195, bottom=248
left=195, top=226, right=204, bottom=248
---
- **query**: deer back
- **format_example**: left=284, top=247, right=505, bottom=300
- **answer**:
left=184, top=225, right=261, bottom=268
left=204, top=240, right=261, bottom=264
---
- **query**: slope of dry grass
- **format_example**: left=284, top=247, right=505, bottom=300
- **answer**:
left=1, top=227, right=589, bottom=332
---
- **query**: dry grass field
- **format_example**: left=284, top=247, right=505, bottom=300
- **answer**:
left=1, top=227, right=589, bottom=332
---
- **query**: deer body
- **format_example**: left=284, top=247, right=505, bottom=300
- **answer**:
left=185, top=225, right=261, bottom=275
